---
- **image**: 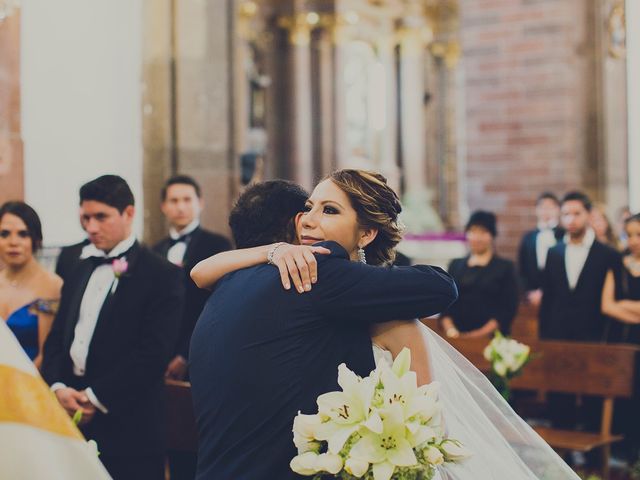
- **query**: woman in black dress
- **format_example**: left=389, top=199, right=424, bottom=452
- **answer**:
left=440, top=210, right=519, bottom=338
left=602, top=213, right=640, bottom=339
left=602, top=213, right=640, bottom=459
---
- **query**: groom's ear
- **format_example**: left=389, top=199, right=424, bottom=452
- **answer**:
left=359, top=227, right=378, bottom=249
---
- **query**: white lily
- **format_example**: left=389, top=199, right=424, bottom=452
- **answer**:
left=345, top=457, right=369, bottom=477
left=315, top=453, right=344, bottom=474
left=316, top=363, right=379, bottom=453
left=424, top=445, right=445, bottom=466
left=292, top=413, right=322, bottom=453
left=290, top=452, right=320, bottom=475
left=350, top=404, right=418, bottom=480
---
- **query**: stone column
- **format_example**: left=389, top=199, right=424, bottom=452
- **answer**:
left=141, top=0, right=173, bottom=244
left=317, top=27, right=336, bottom=178
left=398, top=27, right=427, bottom=196
left=332, top=23, right=349, bottom=170
left=287, top=20, right=314, bottom=191
left=626, top=0, right=640, bottom=211
left=0, top=10, right=24, bottom=201
left=376, top=34, right=400, bottom=192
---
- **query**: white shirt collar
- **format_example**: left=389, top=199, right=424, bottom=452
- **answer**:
left=80, top=233, right=137, bottom=259
left=169, top=219, right=200, bottom=240
left=564, top=228, right=595, bottom=249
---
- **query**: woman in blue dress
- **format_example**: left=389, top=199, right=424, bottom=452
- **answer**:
left=0, top=201, right=62, bottom=368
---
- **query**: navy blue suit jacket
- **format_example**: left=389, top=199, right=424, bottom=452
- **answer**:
left=189, top=242, right=457, bottom=480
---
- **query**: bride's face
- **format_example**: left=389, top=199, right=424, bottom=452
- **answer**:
left=296, top=179, right=374, bottom=262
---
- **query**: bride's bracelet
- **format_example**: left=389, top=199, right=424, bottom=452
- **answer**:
left=267, top=242, right=286, bottom=265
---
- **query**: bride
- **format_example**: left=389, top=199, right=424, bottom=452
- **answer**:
left=191, top=169, right=580, bottom=479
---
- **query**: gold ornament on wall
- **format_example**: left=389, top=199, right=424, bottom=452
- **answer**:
left=607, top=2, right=626, bottom=59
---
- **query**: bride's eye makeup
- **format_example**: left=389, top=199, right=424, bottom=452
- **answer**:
left=323, top=205, right=339, bottom=215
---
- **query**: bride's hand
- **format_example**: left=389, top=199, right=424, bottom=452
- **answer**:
left=271, top=244, right=331, bottom=293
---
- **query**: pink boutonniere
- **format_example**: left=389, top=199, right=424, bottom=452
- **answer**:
left=110, top=258, right=129, bottom=294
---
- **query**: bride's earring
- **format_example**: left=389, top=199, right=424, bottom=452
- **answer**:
left=357, top=247, right=367, bottom=264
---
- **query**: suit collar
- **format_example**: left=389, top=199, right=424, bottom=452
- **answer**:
left=170, top=219, right=200, bottom=239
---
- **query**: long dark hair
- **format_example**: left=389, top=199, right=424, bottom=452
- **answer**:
left=0, top=201, right=44, bottom=252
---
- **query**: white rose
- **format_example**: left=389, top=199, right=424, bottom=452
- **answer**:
left=316, top=453, right=344, bottom=474
left=345, top=457, right=369, bottom=477
left=441, top=440, right=473, bottom=462
left=493, top=360, right=507, bottom=377
left=483, top=345, right=493, bottom=361
left=424, top=445, right=444, bottom=466
left=290, top=452, right=319, bottom=475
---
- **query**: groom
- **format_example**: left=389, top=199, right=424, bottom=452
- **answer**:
left=189, top=180, right=458, bottom=480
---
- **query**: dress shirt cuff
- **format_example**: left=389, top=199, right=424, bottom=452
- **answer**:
left=85, top=387, right=109, bottom=414
left=51, top=382, right=67, bottom=393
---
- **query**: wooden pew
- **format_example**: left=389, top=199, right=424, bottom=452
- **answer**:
left=444, top=337, right=638, bottom=478
left=165, top=379, right=199, bottom=453
left=510, top=302, right=539, bottom=341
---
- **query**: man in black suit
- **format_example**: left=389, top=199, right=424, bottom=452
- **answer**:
left=539, top=191, right=621, bottom=433
left=518, top=192, right=564, bottom=306
left=42, top=175, right=184, bottom=480
left=189, top=181, right=458, bottom=480
left=539, top=191, right=621, bottom=341
left=55, top=238, right=90, bottom=282
left=153, top=175, right=232, bottom=381
left=153, top=175, right=231, bottom=480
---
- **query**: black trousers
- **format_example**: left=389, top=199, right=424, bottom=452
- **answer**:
left=100, top=454, right=165, bottom=480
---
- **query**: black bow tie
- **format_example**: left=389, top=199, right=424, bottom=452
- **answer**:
left=88, top=251, right=128, bottom=267
left=169, top=233, right=192, bottom=247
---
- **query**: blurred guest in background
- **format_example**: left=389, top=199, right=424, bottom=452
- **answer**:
left=540, top=191, right=621, bottom=342
left=0, top=201, right=62, bottom=368
left=591, top=203, right=621, bottom=251
left=440, top=210, right=518, bottom=338
left=518, top=192, right=564, bottom=306
left=152, top=174, right=231, bottom=480
left=153, top=175, right=232, bottom=381
left=602, top=213, right=640, bottom=340
left=615, top=206, right=632, bottom=251
left=540, top=191, right=621, bottom=433
left=42, top=175, right=183, bottom=480
left=601, top=213, right=640, bottom=458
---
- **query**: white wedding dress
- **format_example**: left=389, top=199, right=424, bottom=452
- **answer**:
left=372, top=325, right=581, bottom=480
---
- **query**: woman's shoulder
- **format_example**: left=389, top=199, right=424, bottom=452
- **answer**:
left=34, top=268, right=63, bottom=300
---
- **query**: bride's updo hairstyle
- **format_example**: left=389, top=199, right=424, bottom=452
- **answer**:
left=328, top=169, right=403, bottom=266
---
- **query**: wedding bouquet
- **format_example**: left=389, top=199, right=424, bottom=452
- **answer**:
left=290, top=348, right=471, bottom=480
left=483, top=331, right=531, bottom=400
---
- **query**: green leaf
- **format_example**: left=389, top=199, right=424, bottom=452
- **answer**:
left=72, top=409, right=83, bottom=425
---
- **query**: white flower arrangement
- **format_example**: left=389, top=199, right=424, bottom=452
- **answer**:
left=483, top=331, right=532, bottom=399
left=290, top=348, right=471, bottom=480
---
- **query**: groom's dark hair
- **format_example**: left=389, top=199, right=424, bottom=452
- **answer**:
left=229, top=180, right=308, bottom=248
left=80, top=175, right=135, bottom=213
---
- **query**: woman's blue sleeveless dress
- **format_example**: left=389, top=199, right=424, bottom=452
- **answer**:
left=5, top=300, right=56, bottom=360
